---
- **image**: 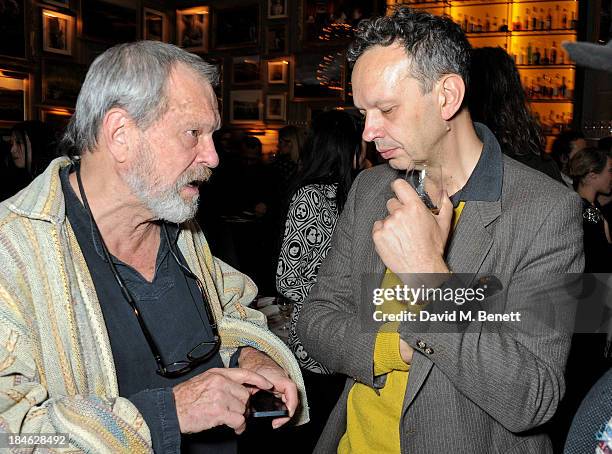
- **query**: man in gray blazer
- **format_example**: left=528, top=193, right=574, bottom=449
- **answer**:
left=297, top=7, right=584, bottom=453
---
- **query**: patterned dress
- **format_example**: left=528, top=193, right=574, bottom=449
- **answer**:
left=276, top=183, right=339, bottom=373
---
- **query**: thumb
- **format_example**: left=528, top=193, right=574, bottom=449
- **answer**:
left=434, top=191, right=453, bottom=237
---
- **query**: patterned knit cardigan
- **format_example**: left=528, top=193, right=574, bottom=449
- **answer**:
left=0, top=158, right=307, bottom=453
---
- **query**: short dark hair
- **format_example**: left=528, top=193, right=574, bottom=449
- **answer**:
left=347, top=6, right=471, bottom=93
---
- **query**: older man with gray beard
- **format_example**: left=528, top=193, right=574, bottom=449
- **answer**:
left=0, top=41, right=307, bottom=453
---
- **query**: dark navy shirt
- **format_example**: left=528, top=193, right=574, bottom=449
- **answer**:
left=60, top=164, right=237, bottom=454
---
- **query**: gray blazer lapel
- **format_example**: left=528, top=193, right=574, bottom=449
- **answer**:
left=401, top=199, right=501, bottom=414
left=446, top=200, right=501, bottom=274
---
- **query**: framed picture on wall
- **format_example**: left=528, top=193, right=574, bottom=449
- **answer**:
left=230, top=90, right=263, bottom=124
left=81, top=0, right=137, bottom=44
left=266, top=94, right=286, bottom=121
left=143, top=8, right=167, bottom=42
left=177, top=6, right=209, bottom=52
left=267, top=60, right=289, bottom=84
left=42, top=60, right=86, bottom=107
left=268, top=0, right=287, bottom=19
left=232, top=56, right=260, bottom=85
left=42, top=9, right=75, bottom=55
left=292, top=51, right=345, bottom=101
left=214, top=4, right=259, bottom=49
left=266, top=24, right=287, bottom=54
left=0, top=72, right=28, bottom=124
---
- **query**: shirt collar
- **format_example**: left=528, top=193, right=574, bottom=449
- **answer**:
left=450, top=122, right=504, bottom=206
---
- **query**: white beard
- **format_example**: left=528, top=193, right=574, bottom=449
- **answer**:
left=124, top=140, right=211, bottom=223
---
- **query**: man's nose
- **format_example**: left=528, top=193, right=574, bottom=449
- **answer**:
left=362, top=113, right=383, bottom=142
left=197, top=135, right=219, bottom=168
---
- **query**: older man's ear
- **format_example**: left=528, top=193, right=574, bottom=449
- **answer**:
left=101, top=108, right=132, bottom=164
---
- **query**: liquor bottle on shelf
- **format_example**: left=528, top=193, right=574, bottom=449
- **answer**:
left=519, top=47, right=526, bottom=65
left=499, top=18, right=508, bottom=32
left=470, top=16, right=475, bottom=33
left=542, top=48, right=549, bottom=65
left=476, top=18, right=482, bottom=33
left=524, top=9, right=530, bottom=30
left=514, top=16, right=521, bottom=31
left=555, top=5, right=560, bottom=29
left=552, top=74, right=560, bottom=98
left=566, top=82, right=573, bottom=100
left=485, top=14, right=490, bottom=32
left=531, top=13, right=537, bottom=31
left=493, top=16, right=498, bottom=31
left=562, top=9, right=568, bottom=29
left=539, top=9, right=545, bottom=31
left=527, top=42, right=532, bottom=65
left=533, top=47, right=541, bottom=65
left=559, top=50, right=565, bottom=65
left=560, top=77, right=567, bottom=98
left=463, top=14, right=468, bottom=32
left=570, top=11, right=578, bottom=30
left=533, top=77, right=541, bottom=98
left=550, top=42, right=558, bottom=65
left=546, top=9, right=552, bottom=31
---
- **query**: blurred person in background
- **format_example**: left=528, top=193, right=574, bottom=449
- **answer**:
left=468, top=47, right=563, bottom=183
left=8, top=120, right=57, bottom=194
left=567, top=147, right=612, bottom=272
left=270, top=125, right=303, bottom=194
left=551, top=130, right=587, bottom=187
left=276, top=110, right=362, bottom=453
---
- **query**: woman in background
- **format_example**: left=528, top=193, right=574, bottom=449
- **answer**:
left=567, top=147, right=612, bottom=272
left=468, top=47, right=563, bottom=183
left=276, top=110, right=361, bottom=452
left=9, top=121, right=57, bottom=191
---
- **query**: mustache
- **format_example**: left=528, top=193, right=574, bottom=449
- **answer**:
left=176, top=166, right=213, bottom=187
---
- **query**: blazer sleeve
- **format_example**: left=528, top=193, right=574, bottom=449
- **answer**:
left=296, top=174, right=379, bottom=387
left=398, top=189, right=585, bottom=432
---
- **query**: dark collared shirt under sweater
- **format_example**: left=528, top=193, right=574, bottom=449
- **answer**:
left=60, top=164, right=237, bottom=454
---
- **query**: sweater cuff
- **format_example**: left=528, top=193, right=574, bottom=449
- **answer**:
left=129, top=388, right=181, bottom=454
left=374, top=326, right=410, bottom=376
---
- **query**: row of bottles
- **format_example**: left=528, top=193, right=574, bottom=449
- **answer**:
left=534, top=111, right=573, bottom=135
left=455, top=6, right=578, bottom=34
left=523, top=74, right=572, bottom=100
left=456, top=14, right=506, bottom=33
left=514, top=42, right=569, bottom=66
left=512, top=6, right=578, bottom=31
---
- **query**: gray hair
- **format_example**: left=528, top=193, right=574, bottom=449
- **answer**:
left=62, top=41, right=218, bottom=154
left=348, top=7, right=471, bottom=94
